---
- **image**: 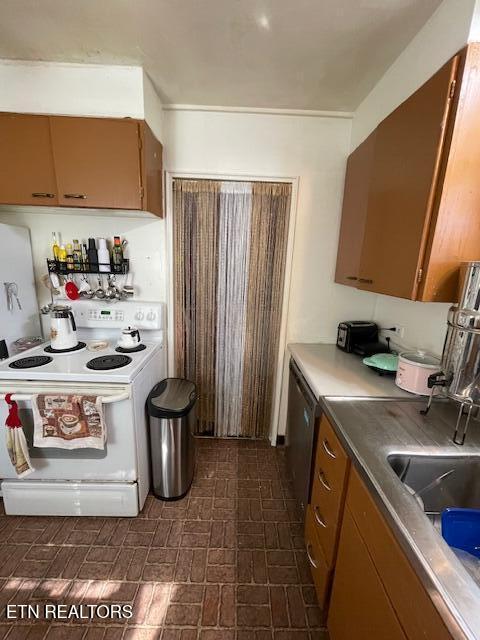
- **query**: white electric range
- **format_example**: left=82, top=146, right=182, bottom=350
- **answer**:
left=0, top=300, right=167, bottom=517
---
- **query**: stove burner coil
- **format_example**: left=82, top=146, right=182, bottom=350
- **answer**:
left=86, top=354, right=132, bottom=371
left=45, top=341, right=86, bottom=354
left=115, top=344, right=147, bottom=353
left=9, top=355, right=53, bottom=369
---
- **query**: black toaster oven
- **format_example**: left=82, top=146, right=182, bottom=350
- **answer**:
left=336, top=321, right=378, bottom=353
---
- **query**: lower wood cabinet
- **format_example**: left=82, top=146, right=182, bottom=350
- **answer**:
left=304, top=415, right=454, bottom=640
left=345, top=469, right=452, bottom=640
left=310, top=415, right=350, bottom=566
left=327, top=508, right=407, bottom=640
left=304, top=505, right=331, bottom=613
left=304, top=415, right=350, bottom=615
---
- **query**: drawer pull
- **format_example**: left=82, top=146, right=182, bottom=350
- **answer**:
left=314, top=506, right=327, bottom=528
left=318, top=469, right=331, bottom=491
left=64, top=193, right=87, bottom=199
left=358, top=278, right=373, bottom=284
left=346, top=276, right=358, bottom=281
left=32, top=192, right=55, bottom=198
left=322, top=439, right=336, bottom=459
left=306, top=542, right=318, bottom=569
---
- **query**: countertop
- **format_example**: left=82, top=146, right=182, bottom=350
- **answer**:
left=322, top=397, right=480, bottom=640
left=288, top=343, right=410, bottom=400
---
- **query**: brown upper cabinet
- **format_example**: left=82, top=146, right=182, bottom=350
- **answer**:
left=335, top=43, right=480, bottom=302
left=0, top=113, right=163, bottom=217
left=0, top=113, right=59, bottom=206
left=335, top=130, right=377, bottom=287
left=50, top=117, right=142, bottom=210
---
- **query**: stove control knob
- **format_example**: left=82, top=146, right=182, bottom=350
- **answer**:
left=147, top=311, right=156, bottom=322
left=135, top=311, right=145, bottom=321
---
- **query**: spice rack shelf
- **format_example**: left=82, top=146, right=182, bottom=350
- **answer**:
left=47, top=258, right=129, bottom=275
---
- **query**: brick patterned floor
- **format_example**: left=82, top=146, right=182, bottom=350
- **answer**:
left=0, top=438, right=326, bottom=639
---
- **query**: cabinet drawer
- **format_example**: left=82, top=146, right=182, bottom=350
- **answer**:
left=310, top=461, right=347, bottom=567
left=305, top=504, right=331, bottom=611
left=314, top=415, right=349, bottom=492
left=347, top=469, right=452, bottom=640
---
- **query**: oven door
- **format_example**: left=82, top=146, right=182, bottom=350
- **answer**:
left=0, top=381, right=136, bottom=481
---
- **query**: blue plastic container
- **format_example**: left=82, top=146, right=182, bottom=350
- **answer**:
left=442, top=508, right=480, bottom=558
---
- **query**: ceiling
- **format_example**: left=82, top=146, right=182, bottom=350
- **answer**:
left=0, top=0, right=442, bottom=111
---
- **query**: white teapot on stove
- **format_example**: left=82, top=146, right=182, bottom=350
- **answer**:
left=117, top=326, right=142, bottom=350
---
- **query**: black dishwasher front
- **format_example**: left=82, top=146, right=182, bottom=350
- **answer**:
left=286, top=358, right=321, bottom=516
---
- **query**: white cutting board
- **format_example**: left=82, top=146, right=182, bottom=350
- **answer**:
left=0, top=221, right=42, bottom=355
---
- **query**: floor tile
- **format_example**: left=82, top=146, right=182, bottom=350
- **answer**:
left=0, top=440, right=324, bottom=638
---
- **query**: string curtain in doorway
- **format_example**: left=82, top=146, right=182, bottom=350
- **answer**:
left=173, top=179, right=291, bottom=439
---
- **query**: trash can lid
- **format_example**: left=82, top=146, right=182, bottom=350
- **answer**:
left=147, top=378, right=197, bottom=419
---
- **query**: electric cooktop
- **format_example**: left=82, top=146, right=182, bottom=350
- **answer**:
left=0, top=341, right=162, bottom=384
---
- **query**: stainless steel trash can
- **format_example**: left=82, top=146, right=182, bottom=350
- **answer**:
left=147, top=378, right=197, bottom=500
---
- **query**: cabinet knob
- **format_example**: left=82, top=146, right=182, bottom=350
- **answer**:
left=32, top=192, right=55, bottom=198
left=64, top=193, right=87, bottom=199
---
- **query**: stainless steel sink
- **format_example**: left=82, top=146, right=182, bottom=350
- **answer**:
left=388, top=454, right=480, bottom=589
left=388, top=454, right=480, bottom=514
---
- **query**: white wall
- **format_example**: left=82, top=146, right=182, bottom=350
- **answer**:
left=164, top=108, right=376, bottom=344
left=0, top=208, right=166, bottom=310
left=142, top=71, right=164, bottom=142
left=352, top=0, right=478, bottom=149
left=0, top=60, right=144, bottom=119
left=0, top=59, right=164, bottom=138
left=348, top=0, right=479, bottom=356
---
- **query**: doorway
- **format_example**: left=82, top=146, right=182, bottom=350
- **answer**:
left=171, top=178, right=293, bottom=439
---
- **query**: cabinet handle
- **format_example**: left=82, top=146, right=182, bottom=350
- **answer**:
left=64, top=193, right=87, bottom=199
left=32, top=192, right=55, bottom=198
left=318, top=469, right=331, bottom=492
left=306, top=542, right=318, bottom=569
left=346, top=276, right=358, bottom=281
left=358, top=278, right=373, bottom=284
left=314, top=506, right=327, bottom=528
left=322, top=439, right=336, bottom=459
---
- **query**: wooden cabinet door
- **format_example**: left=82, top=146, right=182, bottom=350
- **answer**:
left=140, top=122, right=163, bottom=217
left=357, top=55, right=460, bottom=299
left=347, top=469, right=453, bottom=640
left=50, top=116, right=142, bottom=209
left=0, top=113, right=58, bottom=205
left=327, top=509, right=407, bottom=640
left=335, top=130, right=376, bottom=286
left=420, top=44, right=480, bottom=302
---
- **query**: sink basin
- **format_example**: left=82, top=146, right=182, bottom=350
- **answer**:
left=388, top=454, right=480, bottom=514
left=388, top=453, right=480, bottom=588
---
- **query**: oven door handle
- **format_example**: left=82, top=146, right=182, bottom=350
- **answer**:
left=0, top=392, right=130, bottom=404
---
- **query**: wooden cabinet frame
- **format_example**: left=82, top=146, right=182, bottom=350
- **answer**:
left=304, top=416, right=454, bottom=639
left=335, top=43, right=480, bottom=302
left=0, top=113, right=163, bottom=217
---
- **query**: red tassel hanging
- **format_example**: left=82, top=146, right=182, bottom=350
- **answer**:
left=5, top=394, right=22, bottom=429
